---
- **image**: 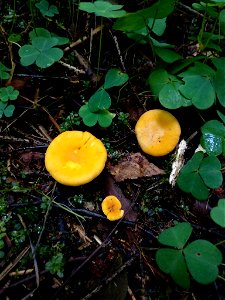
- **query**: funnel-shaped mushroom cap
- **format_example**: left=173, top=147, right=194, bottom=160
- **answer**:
left=45, top=131, right=107, bottom=186
left=102, top=195, right=124, bottom=221
left=135, top=109, right=181, bottom=156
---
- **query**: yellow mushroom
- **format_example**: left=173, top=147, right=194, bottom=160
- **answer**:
left=135, top=109, right=181, bottom=156
left=101, top=195, right=124, bottom=221
left=45, top=131, right=107, bottom=186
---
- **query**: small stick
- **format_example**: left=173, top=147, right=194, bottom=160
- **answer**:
left=63, top=26, right=103, bottom=53
left=57, top=60, right=85, bottom=74
left=109, top=29, right=126, bottom=72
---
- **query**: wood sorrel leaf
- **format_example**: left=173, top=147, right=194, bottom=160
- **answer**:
left=158, top=222, right=192, bottom=249
left=156, top=248, right=190, bottom=288
left=210, top=198, right=225, bottom=227
left=184, top=240, right=222, bottom=284
left=104, top=69, right=129, bottom=89
left=201, top=120, right=225, bottom=156
left=199, top=155, right=222, bottom=189
left=88, top=88, right=111, bottom=112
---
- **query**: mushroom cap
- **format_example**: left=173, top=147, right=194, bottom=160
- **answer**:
left=101, top=195, right=124, bottom=221
left=135, top=109, right=181, bottom=156
left=45, top=131, right=107, bottom=186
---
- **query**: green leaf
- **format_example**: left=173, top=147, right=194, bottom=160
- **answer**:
left=177, top=152, right=210, bottom=200
left=35, top=0, right=59, bottom=17
left=217, top=110, right=225, bottom=123
left=127, top=18, right=167, bottom=42
left=8, top=33, right=21, bottom=43
left=114, top=0, right=176, bottom=32
left=211, top=57, right=225, bottom=71
left=79, top=104, right=98, bottom=126
left=79, top=104, right=115, bottom=127
left=4, top=104, right=15, bottom=117
left=29, top=28, right=51, bottom=39
left=201, top=120, right=225, bottom=156
left=29, top=28, right=69, bottom=46
left=0, top=63, right=10, bottom=80
left=32, top=37, right=59, bottom=51
left=148, top=69, right=170, bottom=98
left=184, top=240, right=222, bottom=284
left=155, top=47, right=182, bottom=63
left=79, top=1, right=126, bottom=18
left=88, top=88, right=111, bottom=112
left=158, top=222, right=193, bottom=249
left=98, top=110, right=115, bottom=127
left=159, top=78, right=187, bottom=109
left=210, top=198, right=225, bottom=227
left=0, top=86, right=19, bottom=102
left=179, top=75, right=215, bottom=109
left=179, top=62, right=215, bottom=78
left=35, top=48, right=63, bottom=68
left=19, top=37, right=63, bottom=68
left=156, top=249, right=190, bottom=288
left=214, top=69, right=225, bottom=107
left=199, top=155, right=222, bottom=189
left=219, top=9, right=225, bottom=35
left=19, top=45, right=40, bottom=66
left=104, top=68, right=129, bottom=89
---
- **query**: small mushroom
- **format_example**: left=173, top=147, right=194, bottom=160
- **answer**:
left=45, top=131, right=107, bottom=186
left=101, top=195, right=124, bottom=221
left=135, top=109, right=181, bottom=156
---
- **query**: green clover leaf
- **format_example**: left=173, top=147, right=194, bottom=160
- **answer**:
left=177, top=152, right=222, bottom=200
left=19, top=36, right=63, bottom=68
left=210, top=198, right=225, bottom=227
left=79, top=1, right=126, bottom=18
left=79, top=104, right=115, bottom=127
left=0, top=86, right=19, bottom=102
left=104, top=68, right=129, bottom=89
left=201, top=120, right=225, bottom=156
left=88, top=88, right=111, bottom=112
left=184, top=240, right=222, bottom=285
left=158, top=222, right=193, bottom=249
left=156, top=248, right=190, bottom=288
left=0, top=63, right=10, bottom=80
left=35, top=0, right=59, bottom=17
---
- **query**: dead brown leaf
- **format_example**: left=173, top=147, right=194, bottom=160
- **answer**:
left=108, top=152, right=165, bottom=182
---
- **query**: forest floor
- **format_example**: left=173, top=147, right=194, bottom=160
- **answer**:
left=1, top=1, right=225, bottom=299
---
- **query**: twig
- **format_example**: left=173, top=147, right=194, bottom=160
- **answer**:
left=0, top=135, right=30, bottom=143
left=57, top=60, right=85, bottom=74
left=109, top=29, right=126, bottom=72
left=81, top=256, right=136, bottom=300
left=63, top=26, right=103, bottom=53
left=0, top=246, right=30, bottom=281
left=74, top=50, right=98, bottom=83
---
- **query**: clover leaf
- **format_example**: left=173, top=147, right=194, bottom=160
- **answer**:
left=0, top=102, right=15, bottom=118
left=177, top=152, right=222, bottom=200
left=29, top=28, right=69, bottom=46
left=156, top=222, right=223, bottom=288
left=156, top=248, right=190, bottom=288
left=0, top=63, right=10, bottom=80
left=158, top=222, right=192, bottom=249
left=201, top=120, right=225, bottom=156
left=104, top=68, right=129, bottom=89
left=79, top=1, right=126, bottom=18
left=178, top=62, right=216, bottom=109
left=210, top=198, right=225, bottom=227
left=88, top=88, right=111, bottom=112
left=184, top=240, right=222, bottom=285
left=79, top=104, right=115, bottom=127
left=0, top=86, right=19, bottom=102
left=19, top=37, right=63, bottom=68
left=148, top=69, right=191, bottom=108
left=35, top=0, right=59, bottom=17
